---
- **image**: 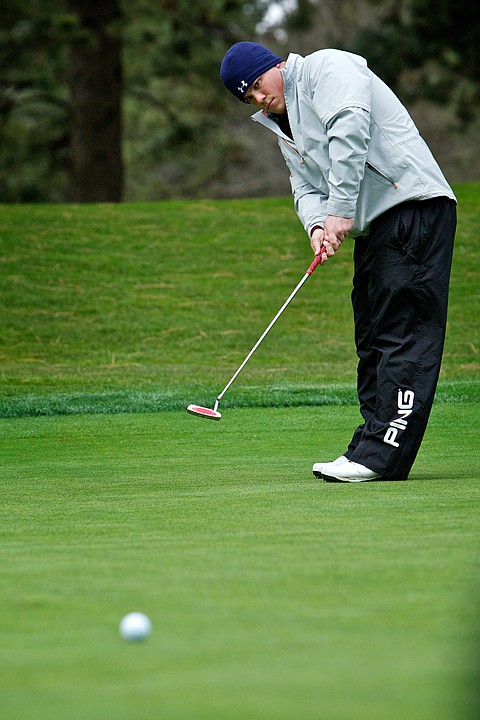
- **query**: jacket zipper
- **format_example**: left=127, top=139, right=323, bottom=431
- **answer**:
left=282, top=138, right=305, bottom=164
left=366, top=161, right=398, bottom=189
left=280, top=149, right=396, bottom=178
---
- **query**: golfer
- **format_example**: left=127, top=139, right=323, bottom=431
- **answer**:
left=220, top=42, right=456, bottom=482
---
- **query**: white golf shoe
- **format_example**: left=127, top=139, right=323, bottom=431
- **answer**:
left=312, top=455, right=348, bottom=478
left=321, top=460, right=382, bottom=483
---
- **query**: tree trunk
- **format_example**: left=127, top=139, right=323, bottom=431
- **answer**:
left=67, top=0, right=123, bottom=202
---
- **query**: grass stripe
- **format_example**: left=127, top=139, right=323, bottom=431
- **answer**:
left=1, top=379, right=478, bottom=418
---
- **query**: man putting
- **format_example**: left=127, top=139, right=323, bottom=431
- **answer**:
left=220, top=42, right=456, bottom=483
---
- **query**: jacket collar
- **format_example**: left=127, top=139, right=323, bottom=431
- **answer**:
left=250, top=53, right=305, bottom=153
left=281, top=53, right=303, bottom=97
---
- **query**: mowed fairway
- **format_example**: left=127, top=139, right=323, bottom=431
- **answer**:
left=1, top=185, right=479, bottom=718
left=1, top=403, right=479, bottom=720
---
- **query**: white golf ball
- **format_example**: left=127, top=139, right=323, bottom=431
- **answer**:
left=119, top=612, right=152, bottom=641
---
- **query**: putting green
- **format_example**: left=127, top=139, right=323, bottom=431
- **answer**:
left=1, top=404, right=478, bottom=720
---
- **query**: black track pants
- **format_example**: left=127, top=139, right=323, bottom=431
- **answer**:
left=346, top=197, right=456, bottom=480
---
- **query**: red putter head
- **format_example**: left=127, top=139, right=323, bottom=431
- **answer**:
left=186, top=404, right=222, bottom=420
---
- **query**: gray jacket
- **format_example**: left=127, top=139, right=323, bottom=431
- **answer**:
left=252, top=50, right=455, bottom=238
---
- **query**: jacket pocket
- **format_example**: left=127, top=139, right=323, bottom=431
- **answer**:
left=397, top=204, right=429, bottom=263
left=366, top=162, right=398, bottom=189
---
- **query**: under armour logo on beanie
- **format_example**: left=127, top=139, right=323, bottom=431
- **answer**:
left=220, top=42, right=283, bottom=101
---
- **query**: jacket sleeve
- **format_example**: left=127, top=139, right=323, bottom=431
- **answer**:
left=291, top=176, right=329, bottom=237
left=278, top=140, right=328, bottom=236
left=305, top=50, right=372, bottom=218
left=325, top=108, right=371, bottom=218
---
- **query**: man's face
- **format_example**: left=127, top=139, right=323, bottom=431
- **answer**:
left=244, top=62, right=286, bottom=113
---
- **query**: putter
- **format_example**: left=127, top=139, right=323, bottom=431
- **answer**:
left=187, top=252, right=324, bottom=420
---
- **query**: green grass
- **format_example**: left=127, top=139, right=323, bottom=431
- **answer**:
left=1, top=187, right=479, bottom=718
left=1, top=183, right=479, bottom=416
left=1, top=404, right=479, bottom=720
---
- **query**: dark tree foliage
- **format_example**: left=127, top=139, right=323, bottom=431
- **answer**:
left=121, top=0, right=263, bottom=200
left=2, top=0, right=477, bottom=202
left=352, top=1, right=480, bottom=122
left=408, top=2, right=480, bottom=83
left=0, top=0, right=263, bottom=202
left=0, top=0, right=71, bottom=201
left=285, top=0, right=317, bottom=32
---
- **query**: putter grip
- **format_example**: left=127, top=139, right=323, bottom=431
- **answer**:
left=306, top=248, right=325, bottom=275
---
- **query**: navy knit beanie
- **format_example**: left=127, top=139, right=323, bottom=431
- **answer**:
left=220, top=42, right=283, bottom=102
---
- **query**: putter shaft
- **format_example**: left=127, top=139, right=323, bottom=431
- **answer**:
left=215, top=253, right=323, bottom=406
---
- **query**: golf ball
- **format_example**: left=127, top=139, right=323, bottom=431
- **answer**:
left=119, top=612, right=152, bottom=641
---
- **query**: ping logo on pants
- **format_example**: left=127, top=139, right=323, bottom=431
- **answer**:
left=383, top=389, right=415, bottom=448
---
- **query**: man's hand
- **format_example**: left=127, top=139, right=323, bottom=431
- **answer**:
left=310, top=215, right=354, bottom=264
left=324, top=215, right=354, bottom=246
left=310, top=227, right=327, bottom=264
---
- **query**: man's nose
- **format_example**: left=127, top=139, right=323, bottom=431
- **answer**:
left=253, top=91, right=266, bottom=105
